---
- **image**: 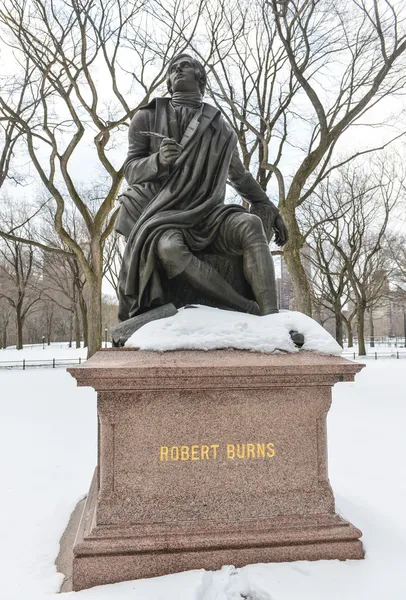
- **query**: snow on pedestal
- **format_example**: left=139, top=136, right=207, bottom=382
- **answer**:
left=125, top=305, right=342, bottom=355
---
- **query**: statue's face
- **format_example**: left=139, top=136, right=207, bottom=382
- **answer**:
left=169, top=57, right=199, bottom=94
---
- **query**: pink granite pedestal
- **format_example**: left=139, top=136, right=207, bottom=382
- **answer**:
left=68, top=349, right=364, bottom=590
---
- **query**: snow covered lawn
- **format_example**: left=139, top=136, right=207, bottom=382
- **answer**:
left=0, top=342, right=87, bottom=362
left=1, top=360, right=405, bottom=600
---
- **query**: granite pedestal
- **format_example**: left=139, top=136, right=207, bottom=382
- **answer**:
left=68, top=349, right=364, bottom=590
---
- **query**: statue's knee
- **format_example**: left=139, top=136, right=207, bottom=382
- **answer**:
left=238, top=213, right=267, bottom=247
left=246, top=213, right=265, bottom=233
left=156, top=230, right=193, bottom=279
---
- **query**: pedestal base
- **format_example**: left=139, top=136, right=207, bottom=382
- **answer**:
left=68, top=350, right=364, bottom=591
left=72, top=468, right=363, bottom=590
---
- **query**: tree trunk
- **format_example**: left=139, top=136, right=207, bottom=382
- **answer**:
left=74, top=305, right=81, bottom=348
left=16, top=305, right=23, bottom=350
left=369, top=310, right=375, bottom=348
left=280, top=213, right=311, bottom=315
left=334, top=305, right=343, bottom=347
left=1, top=327, right=6, bottom=349
left=78, top=294, right=88, bottom=348
left=343, top=313, right=355, bottom=348
left=82, top=307, right=89, bottom=349
left=357, top=304, right=366, bottom=356
left=347, top=321, right=354, bottom=348
left=68, top=310, right=73, bottom=348
left=47, top=310, right=53, bottom=345
left=84, top=241, right=104, bottom=359
left=283, top=246, right=312, bottom=315
left=72, top=284, right=81, bottom=348
left=313, top=305, right=322, bottom=324
left=87, top=273, right=103, bottom=358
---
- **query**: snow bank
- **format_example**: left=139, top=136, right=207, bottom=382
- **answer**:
left=125, top=305, right=342, bottom=355
left=0, top=370, right=96, bottom=600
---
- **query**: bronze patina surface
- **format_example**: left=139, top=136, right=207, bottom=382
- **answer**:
left=116, top=54, right=288, bottom=326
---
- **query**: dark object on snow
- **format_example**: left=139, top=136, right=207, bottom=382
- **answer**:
left=290, top=330, right=305, bottom=348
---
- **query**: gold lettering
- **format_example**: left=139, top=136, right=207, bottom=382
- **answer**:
left=181, top=445, right=190, bottom=461
left=160, top=442, right=275, bottom=462
left=227, top=444, right=235, bottom=459
left=257, top=443, right=265, bottom=458
left=266, top=442, right=275, bottom=458
left=247, top=443, right=255, bottom=458
left=160, top=446, right=169, bottom=461
left=210, top=444, right=219, bottom=459
left=236, top=444, right=245, bottom=459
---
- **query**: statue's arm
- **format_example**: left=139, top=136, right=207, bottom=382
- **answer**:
left=228, top=148, right=280, bottom=218
left=228, top=148, right=288, bottom=245
left=124, top=110, right=168, bottom=185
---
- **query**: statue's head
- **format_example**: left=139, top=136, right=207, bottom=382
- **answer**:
left=166, top=53, right=207, bottom=96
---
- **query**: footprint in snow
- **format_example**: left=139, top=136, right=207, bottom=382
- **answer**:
left=196, top=566, right=275, bottom=600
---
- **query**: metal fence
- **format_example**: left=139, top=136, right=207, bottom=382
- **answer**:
left=342, top=351, right=406, bottom=360
left=0, top=357, right=84, bottom=370
left=1, top=350, right=405, bottom=370
left=343, top=337, right=406, bottom=346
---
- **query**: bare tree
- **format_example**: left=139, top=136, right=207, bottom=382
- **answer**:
left=2, top=0, right=405, bottom=346
left=386, top=234, right=406, bottom=344
left=0, top=0, right=203, bottom=356
left=0, top=297, right=12, bottom=349
left=103, top=233, right=124, bottom=300
left=389, top=233, right=406, bottom=286
left=39, top=251, right=85, bottom=347
left=306, top=158, right=401, bottom=354
left=197, top=1, right=300, bottom=190
left=0, top=55, right=43, bottom=188
left=0, top=203, right=43, bottom=349
left=342, top=304, right=357, bottom=349
left=265, top=0, right=406, bottom=315
left=303, top=176, right=367, bottom=347
left=37, top=201, right=90, bottom=346
left=307, top=241, right=350, bottom=347
left=183, top=0, right=406, bottom=314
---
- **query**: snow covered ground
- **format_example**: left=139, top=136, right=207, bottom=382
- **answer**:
left=342, top=343, right=406, bottom=359
left=0, top=342, right=87, bottom=360
left=1, top=360, right=406, bottom=600
left=0, top=342, right=87, bottom=370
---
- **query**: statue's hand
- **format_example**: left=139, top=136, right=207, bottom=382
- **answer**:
left=273, top=214, right=288, bottom=247
left=159, top=138, right=183, bottom=167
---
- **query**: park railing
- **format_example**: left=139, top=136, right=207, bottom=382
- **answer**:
left=344, top=337, right=406, bottom=347
left=0, top=357, right=84, bottom=370
left=1, top=349, right=405, bottom=369
left=342, top=350, right=406, bottom=360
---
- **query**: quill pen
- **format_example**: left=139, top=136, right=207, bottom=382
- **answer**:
left=138, top=131, right=183, bottom=148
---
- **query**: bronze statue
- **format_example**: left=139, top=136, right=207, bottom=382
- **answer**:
left=115, top=53, right=289, bottom=326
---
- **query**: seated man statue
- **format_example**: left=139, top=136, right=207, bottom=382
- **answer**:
left=115, top=53, right=288, bottom=324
